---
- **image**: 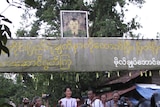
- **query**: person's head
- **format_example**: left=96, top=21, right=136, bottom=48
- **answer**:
left=101, top=94, right=107, bottom=103
left=22, top=97, right=29, bottom=105
left=68, top=17, right=79, bottom=36
left=112, top=91, right=120, bottom=102
left=87, top=89, right=96, bottom=100
left=64, top=86, right=72, bottom=98
left=32, top=96, right=42, bottom=107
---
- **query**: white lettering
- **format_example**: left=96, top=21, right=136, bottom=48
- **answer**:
left=113, top=57, right=160, bottom=68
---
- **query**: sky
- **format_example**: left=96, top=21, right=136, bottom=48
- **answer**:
left=124, top=0, right=160, bottom=39
left=0, top=0, right=160, bottom=39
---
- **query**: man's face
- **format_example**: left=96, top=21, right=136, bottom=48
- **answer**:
left=35, top=98, right=42, bottom=107
left=113, top=93, right=119, bottom=102
left=87, top=91, right=94, bottom=100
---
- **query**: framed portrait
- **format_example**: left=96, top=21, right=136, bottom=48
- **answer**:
left=60, top=10, right=89, bottom=38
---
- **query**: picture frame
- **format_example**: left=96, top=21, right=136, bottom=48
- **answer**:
left=60, top=10, right=89, bottom=38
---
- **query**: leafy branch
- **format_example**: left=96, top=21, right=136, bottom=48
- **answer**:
left=0, top=14, right=12, bottom=57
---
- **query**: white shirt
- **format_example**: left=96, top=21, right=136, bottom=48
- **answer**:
left=100, top=101, right=107, bottom=107
left=86, top=99, right=101, bottom=107
left=60, top=97, right=77, bottom=107
left=86, top=99, right=91, bottom=105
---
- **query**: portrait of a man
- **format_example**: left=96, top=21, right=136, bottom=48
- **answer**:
left=60, top=10, right=89, bottom=37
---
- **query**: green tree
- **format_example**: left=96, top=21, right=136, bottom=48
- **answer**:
left=0, top=15, right=12, bottom=57
left=0, top=74, right=19, bottom=105
left=0, top=0, right=23, bottom=56
left=17, top=0, right=144, bottom=37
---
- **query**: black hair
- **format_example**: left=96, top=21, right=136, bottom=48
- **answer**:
left=63, top=86, right=72, bottom=92
left=101, top=94, right=107, bottom=98
left=88, top=88, right=96, bottom=94
left=72, top=17, right=77, bottom=21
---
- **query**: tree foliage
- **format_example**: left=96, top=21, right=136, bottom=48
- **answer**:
left=0, top=0, right=23, bottom=56
left=0, top=15, right=12, bottom=57
left=0, top=74, right=19, bottom=106
left=17, top=0, right=145, bottom=37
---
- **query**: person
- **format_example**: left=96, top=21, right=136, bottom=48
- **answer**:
left=151, top=92, right=160, bottom=107
left=58, top=86, right=77, bottom=107
left=86, top=89, right=101, bottom=107
left=31, top=96, right=48, bottom=107
left=8, top=100, right=16, bottom=107
left=107, top=91, right=120, bottom=107
left=19, top=98, right=30, bottom=107
left=100, top=94, right=108, bottom=107
left=137, top=98, right=150, bottom=107
left=68, top=18, right=79, bottom=37
left=118, top=97, right=133, bottom=107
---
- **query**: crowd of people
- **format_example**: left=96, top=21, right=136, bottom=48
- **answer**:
left=57, top=86, right=133, bottom=107
left=82, top=89, right=132, bottom=107
left=9, top=86, right=133, bottom=107
left=18, top=96, right=49, bottom=107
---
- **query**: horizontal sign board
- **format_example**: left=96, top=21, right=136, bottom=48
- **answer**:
left=0, top=38, right=160, bottom=72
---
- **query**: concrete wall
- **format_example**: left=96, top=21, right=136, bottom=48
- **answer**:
left=0, top=38, right=160, bottom=72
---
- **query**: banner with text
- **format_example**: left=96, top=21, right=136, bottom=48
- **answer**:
left=0, top=38, right=160, bottom=72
